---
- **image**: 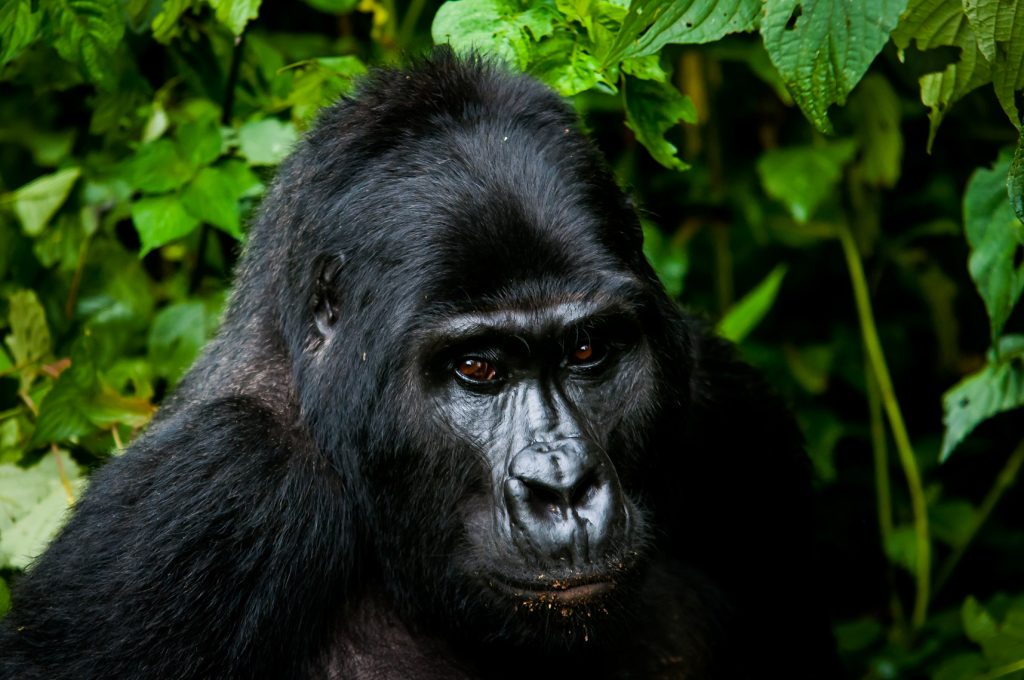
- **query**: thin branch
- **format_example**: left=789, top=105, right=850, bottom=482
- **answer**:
left=839, top=221, right=930, bottom=630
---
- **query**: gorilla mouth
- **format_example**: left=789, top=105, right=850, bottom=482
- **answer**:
left=489, top=573, right=616, bottom=605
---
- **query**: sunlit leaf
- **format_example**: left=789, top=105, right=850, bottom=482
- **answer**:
left=432, top=0, right=557, bottom=69
left=963, top=0, right=1024, bottom=127
left=238, top=118, right=298, bottom=166
left=12, top=167, right=81, bottom=236
left=0, top=0, right=42, bottom=67
left=616, top=0, right=761, bottom=60
left=624, top=77, right=696, bottom=171
left=963, top=151, right=1024, bottom=343
left=719, top=265, right=788, bottom=343
left=131, top=193, right=201, bottom=255
left=756, top=140, right=858, bottom=222
left=206, top=0, right=262, bottom=36
left=762, top=0, right=908, bottom=134
left=940, top=335, right=1024, bottom=461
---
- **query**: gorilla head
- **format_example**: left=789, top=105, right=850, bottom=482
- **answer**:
left=254, top=50, right=686, bottom=645
left=0, top=48, right=839, bottom=680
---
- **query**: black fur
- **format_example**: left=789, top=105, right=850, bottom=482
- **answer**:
left=0, top=49, right=841, bottom=679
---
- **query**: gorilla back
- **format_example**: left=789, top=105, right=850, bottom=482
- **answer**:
left=0, top=49, right=841, bottom=679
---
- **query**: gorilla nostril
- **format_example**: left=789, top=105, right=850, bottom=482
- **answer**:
left=569, top=469, right=600, bottom=508
left=523, top=482, right=565, bottom=519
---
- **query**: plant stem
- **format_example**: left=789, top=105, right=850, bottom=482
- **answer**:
left=838, top=222, right=930, bottom=630
left=980, top=658, right=1024, bottom=680
left=397, top=0, right=428, bottom=47
left=867, top=366, right=907, bottom=631
left=935, top=437, right=1024, bottom=595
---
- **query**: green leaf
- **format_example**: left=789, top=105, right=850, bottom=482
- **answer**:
left=963, top=0, right=1024, bottom=127
left=892, top=0, right=992, bottom=149
left=131, top=194, right=201, bottom=255
left=206, top=0, right=262, bottom=36
left=0, top=0, right=42, bottom=67
left=4, top=290, right=52, bottom=390
left=301, top=0, right=359, bottom=13
left=1011, top=125, right=1024, bottom=222
left=130, top=139, right=196, bottom=193
left=963, top=151, right=1024, bottom=343
left=762, top=0, right=908, bottom=134
left=756, top=140, right=858, bottom=222
left=618, top=0, right=761, bottom=60
left=181, top=165, right=245, bottom=239
left=624, top=77, right=696, bottom=171
left=718, top=265, right=788, bottom=343
left=962, top=596, right=1024, bottom=666
left=47, top=0, right=126, bottom=89
left=148, top=301, right=210, bottom=383
left=431, top=0, right=556, bottom=69
left=940, top=335, right=1024, bottom=461
left=151, top=0, right=199, bottom=43
left=641, top=221, right=688, bottom=298
left=0, top=450, right=84, bottom=569
left=530, top=34, right=605, bottom=95
left=849, top=74, right=903, bottom=188
left=238, top=118, right=298, bottom=166
left=176, top=114, right=223, bottom=168
left=11, top=167, right=81, bottom=236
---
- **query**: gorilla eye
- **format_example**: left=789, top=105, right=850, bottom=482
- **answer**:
left=568, top=340, right=606, bottom=367
left=455, top=358, right=500, bottom=384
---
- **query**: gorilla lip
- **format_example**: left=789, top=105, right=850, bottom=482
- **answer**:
left=491, top=575, right=615, bottom=604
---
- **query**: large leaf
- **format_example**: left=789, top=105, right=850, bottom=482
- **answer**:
left=0, top=0, right=42, bottom=67
left=963, top=0, right=1024, bottom=127
left=4, top=290, right=51, bottom=391
left=11, top=167, right=81, bottom=236
left=432, top=0, right=557, bottom=69
left=940, top=335, right=1024, bottom=461
left=610, top=0, right=761, bottom=62
left=719, top=265, right=788, bottom=343
left=756, top=140, right=858, bottom=222
left=963, top=151, right=1024, bottom=343
left=206, top=0, right=262, bottom=36
left=131, top=193, right=201, bottom=255
left=238, top=118, right=298, bottom=166
left=130, top=139, right=195, bottom=193
left=762, top=0, right=908, bottom=134
left=181, top=165, right=246, bottom=239
left=47, top=0, right=125, bottom=89
left=0, top=450, right=84, bottom=569
left=623, top=77, right=696, bottom=171
left=892, top=0, right=992, bottom=148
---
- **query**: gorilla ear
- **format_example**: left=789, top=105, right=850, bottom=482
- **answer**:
left=312, top=254, right=345, bottom=339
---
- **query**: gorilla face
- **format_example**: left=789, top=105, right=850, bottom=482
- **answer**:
left=318, top=138, right=677, bottom=645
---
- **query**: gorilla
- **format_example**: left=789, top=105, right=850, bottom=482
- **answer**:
left=0, top=49, right=841, bottom=679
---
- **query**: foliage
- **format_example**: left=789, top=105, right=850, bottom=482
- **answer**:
left=1, top=0, right=1024, bottom=676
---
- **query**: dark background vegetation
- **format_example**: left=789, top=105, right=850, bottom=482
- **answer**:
left=1, top=0, right=1022, bottom=677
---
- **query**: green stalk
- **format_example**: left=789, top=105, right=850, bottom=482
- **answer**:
left=934, top=437, right=1024, bottom=595
left=838, top=222, right=930, bottom=629
left=867, top=367, right=907, bottom=631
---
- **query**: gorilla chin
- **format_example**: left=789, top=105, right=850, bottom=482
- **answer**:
left=0, top=48, right=843, bottom=679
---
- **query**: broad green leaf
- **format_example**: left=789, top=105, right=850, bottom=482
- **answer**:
left=929, top=499, right=977, bottom=546
left=301, top=0, right=359, bottom=13
left=963, top=0, right=1017, bottom=62
left=238, top=118, right=298, bottom=166
left=940, top=335, right=1024, bottom=460
left=962, top=596, right=1024, bottom=666
left=962, top=0, right=1024, bottom=126
left=618, top=0, right=761, bottom=60
left=12, top=167, right=81, bottom=236
left=181, top=165, right=245, bottom=239
left=131, top=194, right=201, bottom=255
left=1011, top=126, right=1024, bottom=222
left=762, top=0, right=908, bottom=134
left=718, top=265, right=788, bottom=343
left=130, top=139, right=195, bottom=193
left=176, top=115, right=223, bottom=168
left=963, top=152, right=1024, bottom=343
left=207, top=0, right=262, bottom=36
left=624, top=77, right=696, bottom=171
left=892, top=0, right=992, bottom=148
left=148, top=301, right=209, bottom=383
left=849, top=74, right=903, bottom=188
left=432, top=0, right=557, bottom=69
left=530, top=34, right=605, bottom=95
left=641, top=221, right=688, bottom=298
left=48, top=0, right=126, bottom=89
left=0, top=0, right=42, bottom=67
left=756, top=140, right=858, bottom=222
left=884, top=524, right=919, bottom=573
left=31, top=352, right=99, bottom=445
left=151, top=0, right=199, bottom=43
left=0, top=450, right=84, bottom=569
left=4, top=290, right=51, bottom=390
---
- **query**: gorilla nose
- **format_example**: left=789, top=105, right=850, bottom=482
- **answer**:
left=504, top=439, right=626, bottom=563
